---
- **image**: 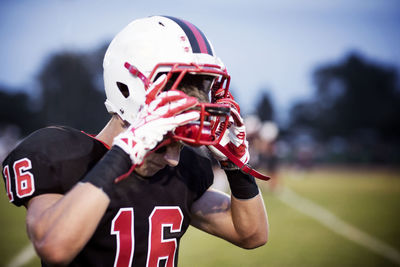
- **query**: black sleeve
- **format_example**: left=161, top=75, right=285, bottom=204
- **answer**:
left=177, top=147, right=214, bottom=200
left=1, top=126, right=107, bottom=207
left=3, top=143, right=60, bottom=206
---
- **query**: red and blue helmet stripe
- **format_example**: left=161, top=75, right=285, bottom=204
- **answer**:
left=163, top=16, right=214, bottom=56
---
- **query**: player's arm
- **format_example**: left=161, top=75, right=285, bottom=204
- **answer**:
left=190, top=173, right=268, bottom=249
left=25, top=75, right=200, bottom=265
left=25, top=145, right=131, bottom=266
left=192, top=90, right=268, bottom=248
left=26, top=183, right=110, bottom=265
left=25, top=75, right=197, bottom=265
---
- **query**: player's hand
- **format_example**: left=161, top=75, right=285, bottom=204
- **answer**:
left=208, top=93, right=250, bottom=168
left=113, top=75, right=200, bottom=165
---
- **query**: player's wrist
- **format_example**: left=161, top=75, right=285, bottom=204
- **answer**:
left=225, top=169, right=259, bottom=199
left=81, top=146, right=132, bottom=197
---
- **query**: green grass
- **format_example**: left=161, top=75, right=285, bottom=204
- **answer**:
left=179, top=167, right=400, bottom=267
left=0, top=185, right=41, bottom=267
left=1, top=167, right=399, bottom=267
left=280, top=168, right=400, bottom=250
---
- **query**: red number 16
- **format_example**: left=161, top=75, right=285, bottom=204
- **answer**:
left=3, top=158, right=35, bottom=202
left=111, top=207, right=183, bottom=267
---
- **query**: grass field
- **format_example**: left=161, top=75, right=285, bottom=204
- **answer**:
left=1, top=167, right=399, bottom=267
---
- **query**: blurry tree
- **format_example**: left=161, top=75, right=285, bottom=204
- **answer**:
left=84, top=44, right=109, bottom=89
left=289, top=53, right=400, bottom=163
left=38, top=50, right=108, bottom=133
left=255, top=91, right=275, bottom=122
left=0, top=87, right=42, bottom=135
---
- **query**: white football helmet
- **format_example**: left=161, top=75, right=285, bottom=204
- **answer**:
left=103, top=15, right=231, bottom=145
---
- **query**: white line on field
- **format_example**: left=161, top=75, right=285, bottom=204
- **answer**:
left=275, top=186, right=400, bottom=265
left=6, top=243, right=36, bottom=267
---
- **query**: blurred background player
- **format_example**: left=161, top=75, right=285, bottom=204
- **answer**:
left=2, top=16, right=268, bottom=266
left=245, top=116, right=280, bottom=191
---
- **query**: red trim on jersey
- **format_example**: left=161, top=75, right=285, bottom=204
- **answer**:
left=81, top=131, right=111, bottom=150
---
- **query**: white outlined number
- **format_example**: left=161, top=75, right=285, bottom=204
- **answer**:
left=2, top=165, right=13, bottom=202
left=111, top=208, right=135, bottom=267
left=13, top=158, right=35, bottom=198
left=147, top=207, right=183, bottom=267
left=111, top=206, right=183, bottom=267
left=2, top=158, right=35, bottom=201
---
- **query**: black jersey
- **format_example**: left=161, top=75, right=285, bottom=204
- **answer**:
left=2, top=126, right=214, bottom=267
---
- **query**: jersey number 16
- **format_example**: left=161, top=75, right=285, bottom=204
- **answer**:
left=112, top=206, right=183, bottom=267
left=3, top=158, right=35, bottom=202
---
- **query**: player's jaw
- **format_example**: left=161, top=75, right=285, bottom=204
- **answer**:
left=134, top=141, right=183, bottom=177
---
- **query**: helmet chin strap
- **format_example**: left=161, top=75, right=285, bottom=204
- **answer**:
left=213, top=144, right=271, bottom=181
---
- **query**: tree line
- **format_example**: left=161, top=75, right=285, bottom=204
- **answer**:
left=0, top=47, right=399, bottom=165
left=0, top=45, right=109, bottom=135
left=287, top=53, right=400, bottom=164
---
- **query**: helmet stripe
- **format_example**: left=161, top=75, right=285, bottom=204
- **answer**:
left=163, top=16, right=214, bottom=56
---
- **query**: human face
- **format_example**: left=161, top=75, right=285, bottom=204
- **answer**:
left=134, top=141, right=183, bottom=177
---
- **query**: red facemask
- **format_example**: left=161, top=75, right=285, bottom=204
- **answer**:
left=125, top=61, right=231, bottom=146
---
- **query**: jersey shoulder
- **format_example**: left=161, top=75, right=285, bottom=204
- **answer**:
left=2, top=126, right=108, bottom=206
left=6, top=126, right=100, bottom=160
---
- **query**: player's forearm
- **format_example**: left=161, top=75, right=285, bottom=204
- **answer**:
left=230, top=194, right=269, bottom=249
left=190, top=186, right=268, bottom=249
left=27, top=146, right=131, bottom=265
left=224, top=169, right=269, bottom=248
left=27, top=183, right=110, bottom=265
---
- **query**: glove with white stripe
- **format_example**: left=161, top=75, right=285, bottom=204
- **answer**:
left=208, top=90, right=262, bottom=199
left=208, top=92, right=250, bottom=169
left=113, top=75, right=200, bottom=165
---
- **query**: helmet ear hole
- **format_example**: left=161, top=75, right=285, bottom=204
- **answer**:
left=116, top=82, right=130, bottom=98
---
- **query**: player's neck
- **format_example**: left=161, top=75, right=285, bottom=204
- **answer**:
left=96, top=116, right=126, bottom=147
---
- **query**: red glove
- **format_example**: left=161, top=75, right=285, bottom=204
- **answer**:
left=208, top=92, right=249, bottom=168
left=208, top=88, right=270, bottom=181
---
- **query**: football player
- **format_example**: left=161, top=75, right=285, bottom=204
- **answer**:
left=2, top=16, right=268, bottom=267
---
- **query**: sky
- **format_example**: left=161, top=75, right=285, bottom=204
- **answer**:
left=0, top=0, right=399, bottom=122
